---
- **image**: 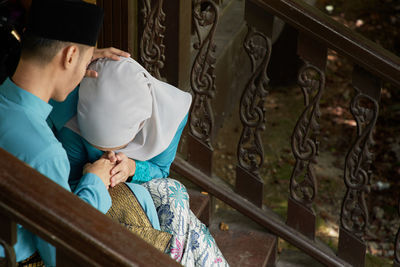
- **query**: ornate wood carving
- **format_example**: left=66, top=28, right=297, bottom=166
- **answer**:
left=237, top=26, right=271, bottom=177
left=235, top=26, right=271, bottom=207
left=286, top=59, right=325, bottom=239
left=189, top=0, right=219, bottom=148
left=140, top=0, right=166, bottom=80
left=289, top=63, right=324, bottom=208
left=339, top=90, right=378, bottom=240
left=337, top=67, right=380, bottom=267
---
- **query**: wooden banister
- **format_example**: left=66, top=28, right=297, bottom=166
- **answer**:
left=0, top=148, right=179, bottom=266
left=172, top=156, right=351, bottom=267
left=250, top=0, right=400, bottom=88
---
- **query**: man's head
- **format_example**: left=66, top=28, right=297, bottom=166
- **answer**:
left=20, top=31, right=94, bottom=101
left=20, top=31, right=89, bottom=66
left=19, top=0, right=103, bottom=101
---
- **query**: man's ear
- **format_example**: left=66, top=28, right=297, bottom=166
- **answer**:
left=63, top=45, right=79, bottom=69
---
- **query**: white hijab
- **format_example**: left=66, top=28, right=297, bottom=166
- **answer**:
left=66, top=57, right=192, bottom=161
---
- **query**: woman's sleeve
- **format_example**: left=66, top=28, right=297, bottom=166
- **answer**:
left=131, top=114, right=188, bottom=183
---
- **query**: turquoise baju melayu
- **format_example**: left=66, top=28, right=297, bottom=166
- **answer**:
left=0, top=78, right=111, bottom=267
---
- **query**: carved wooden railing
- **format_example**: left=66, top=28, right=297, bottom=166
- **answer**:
left=0, top=148, right=179, bottom=266
left=2, top=0, right=393, bottom=266
left=130, top=0, right=400, bottom=266
left=249, top=1, right=396, bottom=266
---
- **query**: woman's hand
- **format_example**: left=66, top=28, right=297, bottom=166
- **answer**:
left=83, top=158, right=116, bottom=189
left=85, top=47, right=131, bottom=78
left=102, top=151, right=136, bottom=187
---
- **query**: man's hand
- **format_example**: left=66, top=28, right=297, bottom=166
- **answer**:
left=85, top=47, right=131, bottom=78
left=102, top=151, right=136, bottom=187
left=83, top=158, right=116, bottom=189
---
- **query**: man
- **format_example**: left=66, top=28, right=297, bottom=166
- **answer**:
left=0, top=0, right=117, bottom=265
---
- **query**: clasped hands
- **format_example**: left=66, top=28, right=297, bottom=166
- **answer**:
left=83, top=151, right=136, bottom=189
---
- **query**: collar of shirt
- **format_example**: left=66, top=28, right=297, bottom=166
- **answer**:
left=0, top=78, right=53, bottom=120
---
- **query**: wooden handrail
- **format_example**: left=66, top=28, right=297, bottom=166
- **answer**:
left=0, top=148, right=179, bottom=266
left=172, top=156, right=351, bottom=267
left=250, top=0, right=400, bottom=88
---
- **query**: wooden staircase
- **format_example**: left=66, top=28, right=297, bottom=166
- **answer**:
left=187, top=185, right=278, bottom=266
left=210, top=210, right=277, bottom=267
left=1, top=0, right=398, bottom=265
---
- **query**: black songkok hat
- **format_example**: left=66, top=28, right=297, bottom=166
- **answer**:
left=27, top=0, right=104, bottom=46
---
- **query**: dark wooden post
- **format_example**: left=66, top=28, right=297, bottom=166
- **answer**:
left=234, top=0, right=273, bottom=207
left=187, top=0, right=219, bottom=176
left=286, top=32, right=327, bottom=240
left=163, top=0, right=192, bottom=88
left=337, top=65, right=381, bottom=267
left=0, top=213, right=17, bottom=267
left=97, top=0, right=136, bottom=56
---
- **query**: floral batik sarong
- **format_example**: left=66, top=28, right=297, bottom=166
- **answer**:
left=142, top=178, right=229, bottom=267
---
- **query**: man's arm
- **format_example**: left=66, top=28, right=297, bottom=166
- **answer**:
left=32, top=149, right=112, bottom=266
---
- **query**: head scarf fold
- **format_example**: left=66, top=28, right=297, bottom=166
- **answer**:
left=66, top=57, right=192, bottom=161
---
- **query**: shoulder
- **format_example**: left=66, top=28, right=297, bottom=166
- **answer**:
left=0, top=109, right=66, bottom=165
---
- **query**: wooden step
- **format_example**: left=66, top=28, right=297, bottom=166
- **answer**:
left=188, top=189, right=211, bottom=226
left=210, top=210, right=277, bottom=267
left=276, top=249, right=324, bottom=267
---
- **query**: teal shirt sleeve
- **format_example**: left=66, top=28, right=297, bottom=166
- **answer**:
left=31, top=148, right=111, bottom=267
left=33, top=150, right=111, bottom=212
left=131, top=114, right=188, bottom=183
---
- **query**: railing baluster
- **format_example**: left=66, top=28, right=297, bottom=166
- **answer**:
left=286, top=32, right=327, bottom=240
left=235, top=24, right=271, bottom=207
left=138, top=0, right=166, bottom=80
left=338, top=65, right=381, bottom=267
left=394, top=199, right=400, bottom=267
left=0, top=213, right=17, bottom=267
left=394, top=198, right=400, bottom=267
left=234, top=0, right=273, bottom=208
left=187, top=0, right=219, bottom=176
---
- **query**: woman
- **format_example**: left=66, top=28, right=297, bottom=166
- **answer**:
left=55, top=57, right=228, bottom=266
